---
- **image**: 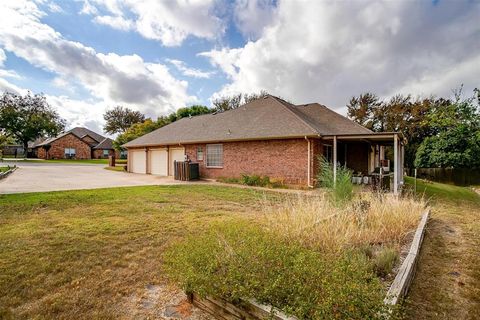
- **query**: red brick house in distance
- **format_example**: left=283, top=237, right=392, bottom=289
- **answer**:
left=32, top=127, right=119, bottom=160
left=124, top=96, right=406, bottom=192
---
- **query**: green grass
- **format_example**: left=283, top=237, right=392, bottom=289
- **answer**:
left=405, top=176, right=480, bottom=205
left=0, top=185, right=275, bottom=319
left=0, top=166, right=11, bottom=173
left=404, top=176, right=480, bottom=319
left=104, top=165, right=127, bottom=172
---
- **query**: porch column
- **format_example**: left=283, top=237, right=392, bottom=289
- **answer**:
left=401, top=143, right=405, bottom=184
left=394, top=134, right=398, bottom=195
left=333, top=135, right=337, bottom=186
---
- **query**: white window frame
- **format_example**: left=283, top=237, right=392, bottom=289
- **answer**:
left=103, top=149, right=110, bottom=156
left=206, top=144, right=223, bottom=168
left=197, top=146, right=204, bottom=161
left=64, top=148, right=76, bottom=158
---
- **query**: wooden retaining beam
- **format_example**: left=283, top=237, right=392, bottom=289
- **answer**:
left=384, top=207, right=431, bottom=305
left=188, top=293, right=298, bottom=320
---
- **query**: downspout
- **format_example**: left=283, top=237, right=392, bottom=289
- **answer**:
left=305, top=136, right=313, bottom=188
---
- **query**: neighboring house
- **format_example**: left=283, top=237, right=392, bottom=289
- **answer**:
left=31, top=127, right=119, bottom=160
left=124, top=96, right=405, bottom=193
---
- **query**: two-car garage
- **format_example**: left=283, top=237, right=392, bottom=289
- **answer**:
left=129, top=147, right=185, bottom=176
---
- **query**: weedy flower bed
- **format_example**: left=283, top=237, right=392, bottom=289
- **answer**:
left=163, top=191, right=424, bottom=319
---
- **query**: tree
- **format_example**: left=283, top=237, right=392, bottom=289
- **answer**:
left=174, top=105, right=212, bottom=120
left=103, top=106, right=145, bottom=134
left=113, top=105, right=212, bottom=150
left=212, top=93, right=243, bottom=112
left=415, top=87, right=480, bottom=168
left=212, top=91, right=271, bottom=112
left=113, top=119, right=163, bottom=150
left=0, top=92, right=65, bottom=157
left=347, top=92, right=450, bottom=168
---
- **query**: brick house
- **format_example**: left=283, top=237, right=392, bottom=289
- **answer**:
left=32, top=127, right=119, bottom=160
left=123, top=96, right=405, bottom=193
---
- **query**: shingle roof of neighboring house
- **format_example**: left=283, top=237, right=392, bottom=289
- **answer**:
left=33, top=127, right=107, bottom=148
left=93, top=137, right=114, bottom=150
left=124, top=95, right=372, bottom=148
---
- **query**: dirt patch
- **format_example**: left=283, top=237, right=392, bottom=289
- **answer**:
left=120, top=283, right=212, bottom=319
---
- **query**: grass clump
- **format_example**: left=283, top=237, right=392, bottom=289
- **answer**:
left=372, top=246, right=399, bottom=278
left=241, top=174, right=270, bottom=187
left=163, top=222, right=390, bottom=319
left=263, top=193, right=425, bottom=253
left=317, top=156, right=353, bottom=206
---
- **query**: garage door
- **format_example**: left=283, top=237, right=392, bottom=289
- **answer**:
left=169, top=148, right=185, bottom=176
left=131, top=150, right=146, bottom=173
left=150, top=149, right=168, bottom=176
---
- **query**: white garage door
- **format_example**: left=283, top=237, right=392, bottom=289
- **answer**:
left=169, top=148, right=185, bottom=176
left=131, top=150, right=146, bottom=173
left=150, top=149, right=168, bottom=176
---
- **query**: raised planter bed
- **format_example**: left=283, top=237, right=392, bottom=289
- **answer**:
left=0, top=165, right=17, bottom=180
left=188, top=208, right=431, bottom=319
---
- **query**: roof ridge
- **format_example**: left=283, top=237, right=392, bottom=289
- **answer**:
left=270, top=96, right=320, bottom=136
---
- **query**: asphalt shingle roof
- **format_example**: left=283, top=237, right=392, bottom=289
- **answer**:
left=34, top=127, right=106, bottom=148
left=124, top=96, right=372, bottom=148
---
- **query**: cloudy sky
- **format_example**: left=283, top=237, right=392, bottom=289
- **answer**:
left=0, top=0, right=479, bottom=134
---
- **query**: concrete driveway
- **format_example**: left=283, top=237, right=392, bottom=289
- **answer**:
left=0, top=162, right=183, bottom=194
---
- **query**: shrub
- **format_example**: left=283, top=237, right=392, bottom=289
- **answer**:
left=163, top=222, right=389, bottom=319
left=317, top=156, right=353, bottom=206
left=241, top=174, right=270, bottom=187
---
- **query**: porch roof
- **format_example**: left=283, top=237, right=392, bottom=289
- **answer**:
left=321, top=132, right=406, bottom=145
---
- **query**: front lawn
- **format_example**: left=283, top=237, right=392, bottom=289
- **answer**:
left=1, top=158, right=109, bottom=164
left=0, top=185, right=424, bottom=319
left=0, top=185, right=267, bottom=319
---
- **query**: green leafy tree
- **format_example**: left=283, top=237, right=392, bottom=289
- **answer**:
left=0, top=92, right=65, bottom=157
left=212, top=93, right=243, bottom=112
left=415, top=87, right=480, bottom=168
left=114, top=105, right=212, bottom=150
left=174, top=105, right=212, bottom=120
left=212, top=91, right=271, bottom=112
left=347, top=92, right=450, bottom=168
left=103, top=106, right=145, bottom=134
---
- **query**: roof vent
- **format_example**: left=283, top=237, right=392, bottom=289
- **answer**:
left=227, top=129, right=232, bottom=135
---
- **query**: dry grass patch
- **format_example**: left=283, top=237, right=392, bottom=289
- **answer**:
left=262, top=193, right=425, bottom=253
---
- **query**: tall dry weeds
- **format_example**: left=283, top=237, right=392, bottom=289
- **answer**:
left=262, top=192, right=426, bottom=253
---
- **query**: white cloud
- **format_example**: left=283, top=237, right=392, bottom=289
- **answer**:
left=203, top=0, right=480, bottom=110
left=166, top=59, right=215, bottom=79
left=84, top=0, right=225, bottom=46
left=0, top=0, right=196, bottom=122
left=80, top=0, right=98, bottom=15
left=0, top=48, right=21, bottom=79
left=233, top=0, right=277, bottom=40
left=93, top=15, right=133, bottom=31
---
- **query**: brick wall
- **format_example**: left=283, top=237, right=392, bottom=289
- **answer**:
left=185, top=138, right=317, bottom=185
left=93, top=149, right=119, bottom=159
left=38, top=133, right=92, bottom=159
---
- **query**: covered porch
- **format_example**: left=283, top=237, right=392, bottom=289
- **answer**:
left=321, top=132, right=406, bottom=195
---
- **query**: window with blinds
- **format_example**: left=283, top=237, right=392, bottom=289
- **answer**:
left=206, top=144, right=223, bottom=168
